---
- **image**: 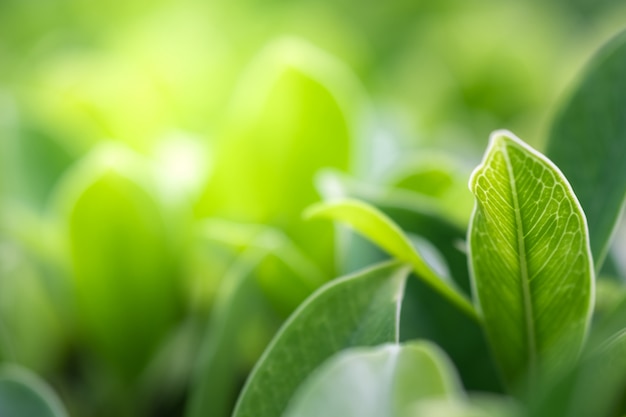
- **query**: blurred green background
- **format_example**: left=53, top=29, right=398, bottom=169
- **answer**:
left=1, top=0, right=626, bottom=416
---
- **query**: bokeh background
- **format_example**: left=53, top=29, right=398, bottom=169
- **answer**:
left=1, top=0, right=626, bottom=416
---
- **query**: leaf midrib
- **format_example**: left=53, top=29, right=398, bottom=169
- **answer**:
left=501, top=141, right=537, bottom=374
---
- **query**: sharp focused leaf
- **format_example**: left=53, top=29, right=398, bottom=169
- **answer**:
left=546, top=29, right=626, bottom=269
left=468, top=130, right=594, bottom=385
left=0, top=365, right=68, bottom=417
left=282, top=341, right=462, bottom=417
left=305, top=199, right=477, bottom=320
left=232, top=261, right=410, bottom=417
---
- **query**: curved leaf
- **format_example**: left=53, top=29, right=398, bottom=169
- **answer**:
left=282, top=341, right=462, bottom=417
left=468, top=130, right=594, bottom=385
left=546, top=29, right=626, bottom=269
left=305, top=199, right=477, bottom=321
left=0, top=365, right=68, bottom=417
left=186, top=223, right=327, bottom=417
left=314, top=172, right=502, bottom=392
left=185, top=248, right=271, bottom=417
left=232, top=261, right=410, bottom=417
left=55, top=146, right=180, bottom=379
left=196, top=38, right=364, bottom=274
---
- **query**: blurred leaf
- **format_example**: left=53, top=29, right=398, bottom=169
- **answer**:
left=282, top=341, right=462, bottom=417
left=305, top=198, right=477, bottom=320
left=0, top=365, right=68, bottom=417
left=185, top=222, right=339, bottom=417
left=407, top=396, right=520, bottom=417
left=546, top=29, right=626, bottom=269
left=196, top=220, right=327, bottom=315
left=0, top=234, right=64, bottom=372
left=468, top=130, right=594, bottom=386
left=0, top=320, right=12, bottom=362
left=12, top=126, right=75, bottom=210
left=56, top=145, right=180, bottom=379
left=594, top=278, right=626, bottom=321
left=232, top=260, right=410, bottom=417
left=185, top=248, right=273, bottom=417
left=390, top=152, right=474, bottom=227
left=197, top=38, right=364, bottom=274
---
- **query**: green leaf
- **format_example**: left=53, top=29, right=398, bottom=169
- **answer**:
left=185, top=248, right=277, bottom=417
left=196, top=38, right=364, bottom=275
left=389, top=152, right=475, bottom=227
left=468, top=130, right=594, bottom=385
left=546, top=29, right=626, bottom=269
left=407, top=396, right=520, bottom=417
left=54, top=145, right=180, bottom=379
left=530, top=295, right=626, bottom=417
left=0, top=365, right=68, bottom=417
left=305, top=199, right=477, bottom=321
left=232, top=261, right=410, bottom=417
left=315, top=172, right=503, bottom=392
left=187, top=221, right=331, bottom=417
left=282, top=341, right=462, bottom=417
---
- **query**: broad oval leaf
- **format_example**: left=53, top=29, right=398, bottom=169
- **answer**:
left=468, top=130, right=594, bottom=385
left=546, top=29, right=626, bottom=269
left=305, top=199, right=477, bottom=321
left=53, top=145, right=180, bottom=379
left=282, top=341, right=462, bottom=417
left=232, top=261, right=410, bottom=417
left=0, top=365, right=68, bottom=417
left=196, top=38, right=365, bottom=274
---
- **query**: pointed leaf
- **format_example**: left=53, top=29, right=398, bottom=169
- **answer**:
left=232, top=261, right=410, bottom=417
left=547, top=29, right=626, bottom=269
left=305, top=199, right=477, bottom=320
left=282, top=341, right=462, bottom=417
left=468, top=130, right=594, bottom=385
left=0, top=365, right=68, bottom=417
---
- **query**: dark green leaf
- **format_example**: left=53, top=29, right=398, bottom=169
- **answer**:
left=0, top=365, right=68, bottom=417
left=546, top=29, right=626, bottom=269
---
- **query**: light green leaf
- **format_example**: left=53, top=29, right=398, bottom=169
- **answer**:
left=546, top=29, right=626, bottom=270
left=282, top=341, right=462, bottom=417
left=0, top=365, right=68, bottom=417
left=468, top=130, right=594, bottom=385
left=54, top=145, right=180, bottom=379
left=389, top=152, right=475, bottom=227
left=196, top=38, right=364, bottom=274
left=232, top=261, right=411, bottom=417
left=305, top=199, right=477, bottom=321
left=407, top=396, right=519, bottom=417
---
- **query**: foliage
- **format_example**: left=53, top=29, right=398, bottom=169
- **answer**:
left=1, top=2, right=626, bottom=417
